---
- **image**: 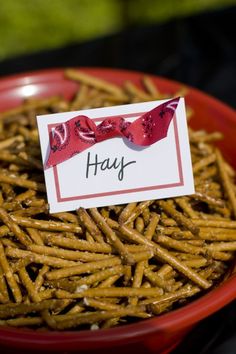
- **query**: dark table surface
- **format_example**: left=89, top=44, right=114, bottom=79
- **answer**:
left=0, top=5, right=235, bottom=354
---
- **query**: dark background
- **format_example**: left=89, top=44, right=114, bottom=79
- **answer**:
left=0, top=6, right=235, bottom=109
left=0, top=5, right=235, bottom=354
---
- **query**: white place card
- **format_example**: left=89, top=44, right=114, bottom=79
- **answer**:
left=37, top=98, right=194, bottom=213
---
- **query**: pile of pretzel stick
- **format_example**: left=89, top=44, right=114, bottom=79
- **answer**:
left=0, top=69, right=235, bottom=331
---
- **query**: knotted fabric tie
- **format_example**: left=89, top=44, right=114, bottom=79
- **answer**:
left=46, top=97, right=180, bottom=168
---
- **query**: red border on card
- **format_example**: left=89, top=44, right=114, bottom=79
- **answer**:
left=47, top=112, right=184, bottom=203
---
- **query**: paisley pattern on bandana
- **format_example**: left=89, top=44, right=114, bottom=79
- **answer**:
left=74, top=119, right=96, bottom=145
left=96, top=119, right=116, bottom=135
left=50, top=122, right=70, bottom=152
left=46, top=97, right=180, bottom=168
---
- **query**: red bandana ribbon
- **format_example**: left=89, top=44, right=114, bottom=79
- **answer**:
left=46, top=97, right=180, bottom=168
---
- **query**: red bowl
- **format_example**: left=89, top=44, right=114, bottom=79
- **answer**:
left=0, top=68, right=236, bottom=354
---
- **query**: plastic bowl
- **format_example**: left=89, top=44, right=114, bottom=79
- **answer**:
left=0, top=68, right=236, bottom=354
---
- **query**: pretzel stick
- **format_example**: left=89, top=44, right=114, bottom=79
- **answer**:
left=44, top=234, right=112, bottom=253
left=187, top=240, right=205, bottom=246
left=142, top=207, right=150, bottom=225
left=35, top=265, right=50, bottom=292
left=0, top=135, right=23, bottom=150
left=98, top=274, right=121, bottom=288
left=140, top=285, right=200, bottom=306
left=207, top=250, right=233, bottom=261
left=145, top=212, right=160, bottom=239
left=0, top=192, right=3, bottom=206
left=54, top=307, right=147, bottom=330
left=118, top=202, right=137, bottom=224
left=86, top=231, right=95, bottom=243
left=131, top=249, right=154, bottom=262
left=0, top=241, right=22, bottom=303
left=191, top=132, right=223, bottom=143
left=199, top=232, right=236, bottom=241
left=206, top=242, right=236, bottom=252
left=83, top=298, right=149, bottom=320
left=154, top=234, right=204, bottom=255
left=0, top=300, right=66, bottom=319
left=27, top=228, right=44, bottom=245
left=51, top=212, right=79, bottom=225
left=70, top=84, right=90, bottom=110
left=84, top=298, right=121, bottom=311
left=0, top=151, right=30, bottom=166
left=171, top=228, right=236, bottom=242
left=18, top=267, right=41, bottom=302
left=0, top=208, right=31, bottom=246
left=56, top=287, right=164, bottom=299
left=20, top=202, right=45, bottom=212
left=183, top=258, right=208, bottom=267
left=142, top=76, right=160, bottom=97
left=130, top=213, right=160, bottom=306
left=10, top=215, right=82, bottom=233
left=100, top=207, right=110, bottom=219
left=45, top=265, right=123, bottom=292
left=161, top=218, right=236, bottom=228
left=28, top=244, right=112, bottom=262
left=77, top=208, right=104, bottom=242
left=0, top=173, right=45, bottom=192
left=44, top=233, right=148, bottom=254
left=65, top=69, right=128, bottom=99
left=5, top=247, right=81, bottom=268
left=46, top=257, right=121, bottom=280
left=0, top=266, right=9, bottom=303
left=135, top=217, right=145, bottom=233
left=129, top=261, right=146, bottom=306
left=216, top=149, right=236, bottom=218
left=106, top=217, right=119, bottom=230
left=200, top=227, right=236, bottom=235
left=66, top=304, right=84, bottom=315
left=28, top=245, right=117, bottom=262
left=0, top=317, right=43, bottom=327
